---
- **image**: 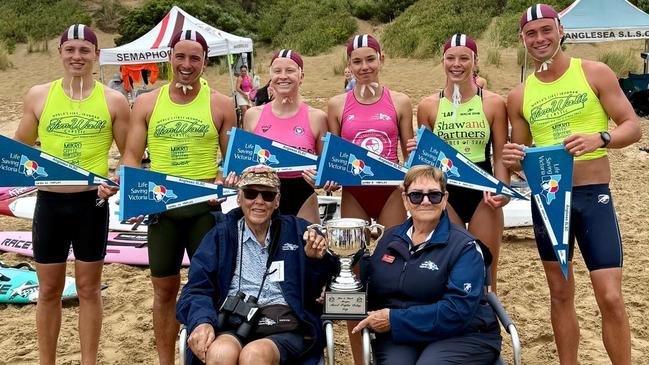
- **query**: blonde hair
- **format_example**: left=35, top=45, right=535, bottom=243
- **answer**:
left=402, top=165, right=446, bottom=192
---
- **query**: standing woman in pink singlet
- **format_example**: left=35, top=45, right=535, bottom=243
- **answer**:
left=242, top=49, right=328, bottom=223
left=236, top=65, right=254, bottom=118
left=327, top=35, right=414, bottom=365
left=327, top=34, right=414, bottom=229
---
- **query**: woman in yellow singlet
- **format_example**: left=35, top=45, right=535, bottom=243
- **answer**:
left=416, top=34, right=510, bottom=289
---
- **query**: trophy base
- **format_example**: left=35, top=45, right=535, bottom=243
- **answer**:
left=322, top=290, right=367, bottom=320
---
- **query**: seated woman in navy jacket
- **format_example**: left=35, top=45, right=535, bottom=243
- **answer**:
left=353, top=165, right=502, bottom=364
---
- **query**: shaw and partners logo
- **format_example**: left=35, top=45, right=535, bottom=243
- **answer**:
left=148, top=182, right=178, bottom=203
left=254, top=145, right=279, bottom=166
left=435, top=152, right=460, bottom=178
left=541, top=175, right=561, bottom=204
left=19, top=156, right=48, bottom=179
left=347, top=154, right=374, bottom=178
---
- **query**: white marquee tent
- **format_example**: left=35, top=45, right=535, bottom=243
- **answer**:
left=99, top=6, right=253, bottom=103
left=99, top=6, right=252, bottom=64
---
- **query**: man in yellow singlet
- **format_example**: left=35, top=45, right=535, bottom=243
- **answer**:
left=117, top=30, right=236, bottom=365
left=13, top=24, right=130, bottom=364
left=503, top=4, right=641, bottom=364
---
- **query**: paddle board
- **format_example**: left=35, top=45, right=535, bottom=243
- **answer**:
left=0, top=187, right=36, bottom=201
left=0, top=263, right=78, bottom=303
left=0, top=231, right=189, bottom=266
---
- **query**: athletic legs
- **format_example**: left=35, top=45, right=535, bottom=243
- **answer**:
left=591, top=268, right=631, bottom=365
left=468, top=202, right=503, bottom=292
left=542, top=262, right=579, bottom=365
left=296, top=193, right=320, bottom=224
left=152, top=275, right=181, bottom=365
left=36, top=263, right=66, bottom=365
left=75, top=260, right=104, bottom=365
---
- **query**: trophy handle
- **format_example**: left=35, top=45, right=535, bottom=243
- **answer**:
left=306, top=223, right=326, bottom=235
left=306, top=223, right=332, bottom=255
left=366, top=223, right=385, bottom=253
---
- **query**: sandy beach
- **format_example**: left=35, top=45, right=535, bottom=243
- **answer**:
left=0, top=30, right=648, bottom=364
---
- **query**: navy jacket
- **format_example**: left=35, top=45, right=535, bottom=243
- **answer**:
left=363, top=210, right=501, bottom=347
left=176, top=208, right=337, bottom=364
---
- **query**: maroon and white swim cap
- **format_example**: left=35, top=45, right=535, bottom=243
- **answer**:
left=60, top=24, right=98, bottom=48
left=169, top=30, right=209, bottom=55
left=443, top=33, right=478, bottom=55
left=520, top=4, right=560, bottom=30
left=347, top=34, right=381, bottom=57
left=270, top=49, right=304, bottom=70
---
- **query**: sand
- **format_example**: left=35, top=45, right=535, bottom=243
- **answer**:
left=0, top=30, right=648, bottom=364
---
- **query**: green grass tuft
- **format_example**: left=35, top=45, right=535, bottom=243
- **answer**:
left=599, top=50, right=641, bottom=77
left=0, top=44, right=13, bottom=71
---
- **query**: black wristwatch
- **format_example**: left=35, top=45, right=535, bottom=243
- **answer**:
left=599, top=131, right=611, bottom=148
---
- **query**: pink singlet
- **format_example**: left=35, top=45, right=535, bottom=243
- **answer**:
left=253, top=103, right=316, bottom=178
left=340, top=87, right=400, bottom=220
left=340, top=87, right=399, bottom=162
left=241, top=75, right=253, bottom=93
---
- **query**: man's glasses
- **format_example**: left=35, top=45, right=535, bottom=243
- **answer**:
left=242, top=188, right=278, bottom=202
left=406, top=191, right=445, bottom=205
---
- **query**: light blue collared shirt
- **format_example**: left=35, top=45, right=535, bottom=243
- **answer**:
left=227, top=218, right=287, bottom=306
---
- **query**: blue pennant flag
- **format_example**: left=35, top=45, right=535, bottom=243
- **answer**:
left=119, top=166, right=238, bottom=221
left=406, top=126, right=526, bottom=200
left=0, top=135, right=116, bottom=187
left=521, top=145, right=574, bottom=280
left=223, top=128, right=318, bottom=175
left=315, top=133, right=408, bottom=186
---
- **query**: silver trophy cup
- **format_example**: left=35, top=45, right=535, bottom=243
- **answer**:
left=308, top=218, right=384, bottom=292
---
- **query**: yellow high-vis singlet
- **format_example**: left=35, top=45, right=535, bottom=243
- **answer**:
left=38, top=79, right=113, bottom=176
left=433, top=89, right=491, bottom=163
left=523, top=58, right=609, bottom=161
left=147, top=83, right=219, bottom=179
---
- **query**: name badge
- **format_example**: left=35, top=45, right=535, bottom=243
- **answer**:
left=268, top=260, right=285, bottom=282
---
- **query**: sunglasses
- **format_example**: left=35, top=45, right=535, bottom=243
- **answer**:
left=242, top=188, right=278, bottom=202
left=406, top=191, right=445, bottom=205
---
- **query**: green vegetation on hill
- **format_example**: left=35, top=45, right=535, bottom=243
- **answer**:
left=115, top=0, right=256, bottom=46
left=491, top=0, right=573, bottom=47
left=349, top=0, right=417, bottom=23
left=256, top=0, right=356, bottom=56
left=0, top=0, right=90, bottom=53
left=382, top=0, right=504, bottom=58
left=5, top=0, right=649, bottom=60
left=116, top=0, right=356, bottom=56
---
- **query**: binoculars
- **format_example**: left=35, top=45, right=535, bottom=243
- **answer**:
left=217, top=291, right=260, bottom=339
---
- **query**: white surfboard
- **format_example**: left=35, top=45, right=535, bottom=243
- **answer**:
left=315, top=195, right=532, bottom=228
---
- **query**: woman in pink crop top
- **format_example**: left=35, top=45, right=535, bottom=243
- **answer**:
left=236, top=65, right=253, bottom=117
left=326, top=34, right=414, bottom=365
left=242, top=49, right=329, bottom=223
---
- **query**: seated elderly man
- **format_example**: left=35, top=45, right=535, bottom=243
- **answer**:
left=176, top=166, right=336, bottom=365
left=352, top=165, right=502, bottom=364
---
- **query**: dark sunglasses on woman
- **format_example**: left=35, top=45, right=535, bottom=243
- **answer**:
left=406, top=191, right=445, bottom=205
left=242, top=188, right=278, bottom=202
